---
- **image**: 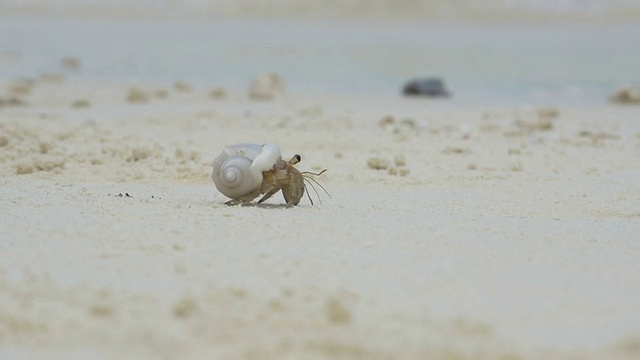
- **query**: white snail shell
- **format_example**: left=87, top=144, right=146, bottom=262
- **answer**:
left=211, top=143, right=282, bottom=200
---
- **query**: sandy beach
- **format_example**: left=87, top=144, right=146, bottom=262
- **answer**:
left=2, top=3, right=640, bottom=359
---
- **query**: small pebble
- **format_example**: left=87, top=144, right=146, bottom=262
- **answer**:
left=61, top=56, right=81, bottom=70
left=367, top=157, right=389, bottom=170
left=174, top=81, right=192, bottom=92
left=72, top=99, right=91, bottom=108
left=209, top=87, right=227, bottom=99
left=249, top=72, right=285, bottom=100
left=127, top=86, right=150, bottom=103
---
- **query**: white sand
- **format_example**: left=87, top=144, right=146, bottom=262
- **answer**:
left=1, top=78, right=639, bottom=359
left=2, top=4, right=640, bottom=358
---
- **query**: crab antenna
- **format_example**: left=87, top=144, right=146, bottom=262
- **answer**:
left=304, top=178, right=322, bottom=204
left=302, top=182, right=314, bottom=205
left=303, top=175, right=331, bottom=199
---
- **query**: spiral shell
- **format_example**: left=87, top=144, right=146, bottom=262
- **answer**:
left=211, top=143, right=282, bottom=201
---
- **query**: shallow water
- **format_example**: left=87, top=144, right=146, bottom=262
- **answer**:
left=1, top=17, right=640, bottom=105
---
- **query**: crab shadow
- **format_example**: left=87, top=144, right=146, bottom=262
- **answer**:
left=230, top=202, right=292, bottom=209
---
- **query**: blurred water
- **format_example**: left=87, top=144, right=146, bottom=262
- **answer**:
left=1, top=17, right=639, bottom=105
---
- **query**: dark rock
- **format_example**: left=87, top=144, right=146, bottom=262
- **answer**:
left=402, top=78, right=450, bottom=98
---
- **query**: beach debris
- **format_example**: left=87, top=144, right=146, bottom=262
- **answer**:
left=377, top=115, right=395, bottom=129
left=15, top=155, right=65, bottom=174
left=296, top=105, right=323, bottom=119
left=577, top=130, right=621, bottom=144
left=388, top=167, right=411, bottom=176
left=249, top=72, right=285, bottom=100
left=174, top=81, right=192, bottom=92
left=212, top=143, right=328, bottom=207
left=507, top=107, right=558, bottom=136
left=8, top=80, right=33, bottom=95
left=368, top=156, right=410, bottom=176
left=61, top=56, right=81, bottom=70
left=1, top=121, right=207, bottom=182
left=126, top=86, right=150, bottom=103
left=520, top=116, right=553, bottom=131
left=510, top=162, right=523, bottom=172
left=367, top=157, right=389, bottom=170
left=377, top=116, right=419, bottom=137
left=173, top=297, right=199, bottom=319
left=39, top=73, right=65, bottom=83
left=130, top=147, right=152, bottom=162
left=71, top=99, right=91, bottom=108
left=402, top=77, right=450, bottom=97
left=174, top=148, right=201, bottom=164
left=325, top=298, right=351, bottom=325
left=466, top=162, right=521, bottom=172
left=0, top=96, right=27, bottom=107
left=154, top=89, right=169, bottom=99
left=111, top=193, right=134, bottom=198
left=442, top=146, right=471, bottom=155
left=609, top=87, right=640, bottom=105
left=209, top=87, right=227, bottom=99
left=537, top=107, right=559, bottom=119
left=89, top=304, right=114, bottom=318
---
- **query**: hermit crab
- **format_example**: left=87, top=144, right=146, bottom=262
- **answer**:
left=211, top=143, right=328, bottom=207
